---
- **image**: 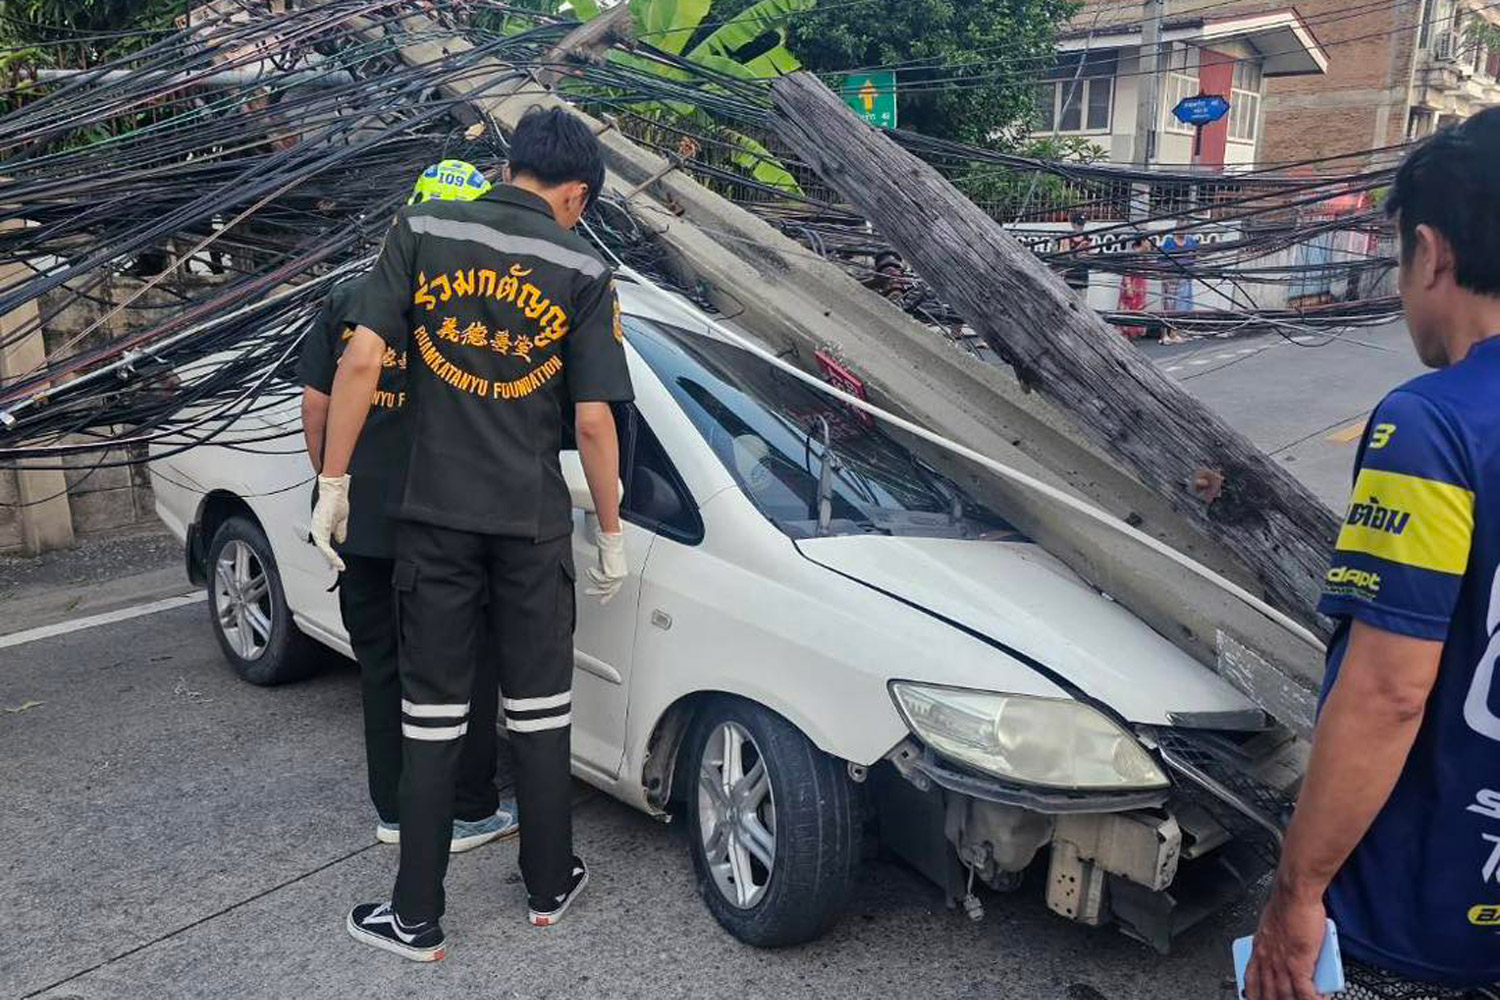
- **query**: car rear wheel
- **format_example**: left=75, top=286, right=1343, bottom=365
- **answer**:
left=206, top=515, right=318, bottom=686
left=686, top=697, right=860, bottom=948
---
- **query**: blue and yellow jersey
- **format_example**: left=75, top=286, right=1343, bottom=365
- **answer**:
left=1318, top=336, right=1500, bottom=987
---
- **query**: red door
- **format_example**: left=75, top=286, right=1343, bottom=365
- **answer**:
left=1194, top=49, right=1233, bottom=169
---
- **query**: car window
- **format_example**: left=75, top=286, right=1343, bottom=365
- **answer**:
left=624, top=316, right=1024, bottom=542
left=620, top=407, right=703, bottom=545
left=561, top=402, right=703, bottom=545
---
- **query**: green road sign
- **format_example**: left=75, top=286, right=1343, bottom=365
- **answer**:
left=841, top=71, right=897, bottom=129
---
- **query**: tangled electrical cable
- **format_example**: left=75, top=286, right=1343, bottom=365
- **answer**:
left=0, top=0, right=1404, bottom=471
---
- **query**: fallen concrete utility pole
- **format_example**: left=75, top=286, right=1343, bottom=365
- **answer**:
left=352, top=11, right=1265, bottom=584
left=357, top=13, right=1328, bottom=734
left=770, top=72, right=1341, bottom=637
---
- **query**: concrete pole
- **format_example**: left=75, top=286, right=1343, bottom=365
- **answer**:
left=0, top=229, right=75, bottom=554
left=1131, top=0, right=1165, bottom=219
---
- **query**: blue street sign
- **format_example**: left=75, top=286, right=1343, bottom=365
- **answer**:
left=1173, top=93, right=1231, bottom=127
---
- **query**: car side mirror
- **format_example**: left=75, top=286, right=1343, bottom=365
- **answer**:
left=560, top=450, right=622, bottom=513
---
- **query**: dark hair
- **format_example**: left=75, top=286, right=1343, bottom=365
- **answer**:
left=1385, top=107, right=1500, bottom=295
left=508, top=107, right=605, bottom=210
left=1070, top=213, right=1087, bottom=227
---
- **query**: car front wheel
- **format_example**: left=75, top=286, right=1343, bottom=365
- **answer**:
left=686, top=697, right=860, bottom=948
left=206, top=515, right=318, bottom=686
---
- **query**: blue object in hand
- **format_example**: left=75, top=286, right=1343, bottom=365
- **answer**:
left=1233, top=919, right=1346, bottom=999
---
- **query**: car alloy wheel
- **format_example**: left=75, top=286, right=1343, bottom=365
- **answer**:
left=697, top=720, right=777, bottom=909
left=213, top=538, right=273, bottom=661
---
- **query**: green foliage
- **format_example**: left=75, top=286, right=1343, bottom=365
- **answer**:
left=0, top=0, right=185, bottom=64
left=713, top=0, right=1080, bottom=148
left=634, top=0, right=712, bottom=54
left=692, top=0, right=814, bottom=64
left=954, top=135, right=1106, bottom=218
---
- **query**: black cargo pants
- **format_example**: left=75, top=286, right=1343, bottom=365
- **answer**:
left=390, top=521, right=576, bottom=924
left=337, top=554, right=499, bottom=827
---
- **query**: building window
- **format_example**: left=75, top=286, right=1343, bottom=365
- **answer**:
left=1035, top=51, right=1117, bottom=133
left=1158, top=42, right=1201, bottom=134
left=1228, top=60, right=1263, bottom=142
left=1408, top=108, right=1434, bottom=139
left=1427, top=0, right=1457, bottom=56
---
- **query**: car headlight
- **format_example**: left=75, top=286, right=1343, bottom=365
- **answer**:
left=889, top=682, right=1169, bottom=791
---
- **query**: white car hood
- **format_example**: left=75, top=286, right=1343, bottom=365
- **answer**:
left=796, top=534, right=1258, bottom=726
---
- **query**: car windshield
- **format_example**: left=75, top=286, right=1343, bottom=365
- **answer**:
left=625, top=315, right=1024, bottom=541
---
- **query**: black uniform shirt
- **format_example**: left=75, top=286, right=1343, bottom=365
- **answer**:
left=297, top=278, right=409, bottom=559
left=350, top=186, right=634, bottom=539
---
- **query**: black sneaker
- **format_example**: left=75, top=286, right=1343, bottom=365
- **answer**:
left=528, top=855, right=589, bottom=927
left=346, top=901, right=446, bottom=962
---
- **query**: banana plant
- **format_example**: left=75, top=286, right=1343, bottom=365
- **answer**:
left=492, top=0, right=810, bottom=192
left=621, top=0, right=813, bottom=192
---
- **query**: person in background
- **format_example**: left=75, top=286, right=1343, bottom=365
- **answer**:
left=314, top=108, right=633, bottom=962
left=1115, top=233, right=1151, bottom=339
left=1244, top=108, right=1500, bottom=1000
left=299, top=160, right=517, bottom=857
left=1160, top=226, right=1199, bottom=314
left=1060, top=213, right=1093, bottom=298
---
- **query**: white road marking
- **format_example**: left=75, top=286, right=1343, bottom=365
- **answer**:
left=1236, top=348, right=1257, bottom=355
left=1188, top=358, right=1213, bottom=365
left=0, top=592, right=205, bottom=650
left=1165, top=365, right=1182, bottom=373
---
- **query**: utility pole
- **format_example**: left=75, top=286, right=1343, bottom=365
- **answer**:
left=1131, top=0, right=1166, bottom=219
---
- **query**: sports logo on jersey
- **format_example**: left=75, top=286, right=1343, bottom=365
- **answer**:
left=1472, top=788, right=1500, bottom=821
left=1471, top=904, right=1500, bottom=926
left=1325, top=565, right=1382, bottom=600
left=1335, top=468, right=1474, bottom=575
left=1466, top=567, right=1500, bottom=742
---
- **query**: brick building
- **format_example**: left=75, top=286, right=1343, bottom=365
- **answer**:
left=1262, top=0, right=1500, bottom=165
left=1045, top=1, right=1327, bottom=169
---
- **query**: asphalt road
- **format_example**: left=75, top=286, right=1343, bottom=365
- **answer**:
left=3, top=324, right=1427, bottom=999
left=3, top=543, right=1252, bottom=1000
left=1140, top=319, right=1428, bottom=510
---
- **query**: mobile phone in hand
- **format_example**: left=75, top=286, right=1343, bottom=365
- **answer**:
left=1233, top=919, right=1345, bottom=998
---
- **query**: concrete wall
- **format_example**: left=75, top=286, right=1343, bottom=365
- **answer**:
left=0, top=269, right=226, bottom=554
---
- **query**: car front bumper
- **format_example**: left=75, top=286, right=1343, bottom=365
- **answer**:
left=873, top=725, right=1304, bottom=951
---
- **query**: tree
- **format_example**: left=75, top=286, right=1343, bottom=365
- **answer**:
left=760, top=0, right=1080, bottom=148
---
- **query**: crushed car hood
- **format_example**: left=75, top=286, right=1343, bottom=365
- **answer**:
left=795, top=534, right=1259, bottom=726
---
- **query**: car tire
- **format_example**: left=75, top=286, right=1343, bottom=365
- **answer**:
left=205, top=515, right=319, bottom=686
left=685, top=697, right=860, bottom=948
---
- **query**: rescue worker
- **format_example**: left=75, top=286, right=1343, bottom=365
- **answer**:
left=299, top=160, right=517, bottom=854
left=1245, top=109, right=1500, bottom=999
left=312, top=108, right=632, bottom=962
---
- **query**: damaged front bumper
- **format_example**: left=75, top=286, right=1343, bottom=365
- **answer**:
left=872, top=725, right=1305, bottom=951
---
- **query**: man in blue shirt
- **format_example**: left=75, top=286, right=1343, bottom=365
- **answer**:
left=1246, top=110, right=1500, bottom=999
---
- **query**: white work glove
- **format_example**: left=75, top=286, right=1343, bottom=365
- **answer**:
left=585, top=529, right=628, bottom=605
left=310, top=474, right=350, bottom=573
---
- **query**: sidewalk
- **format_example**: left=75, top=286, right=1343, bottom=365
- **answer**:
left=1, top=526, right=191, bottom=637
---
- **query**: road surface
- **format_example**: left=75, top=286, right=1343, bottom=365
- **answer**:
left=2, top=324, right=1426, bottom=999
left=1141, top=319, right=1426, bottom=509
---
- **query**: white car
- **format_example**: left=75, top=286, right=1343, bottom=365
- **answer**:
left=151, top=277, right=1302, bottom=951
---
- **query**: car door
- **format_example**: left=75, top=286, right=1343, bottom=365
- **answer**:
left=568, top=404, right=703, bottom=781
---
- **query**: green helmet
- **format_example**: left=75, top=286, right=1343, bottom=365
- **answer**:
left=409, top=159, right=492, bottom=205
